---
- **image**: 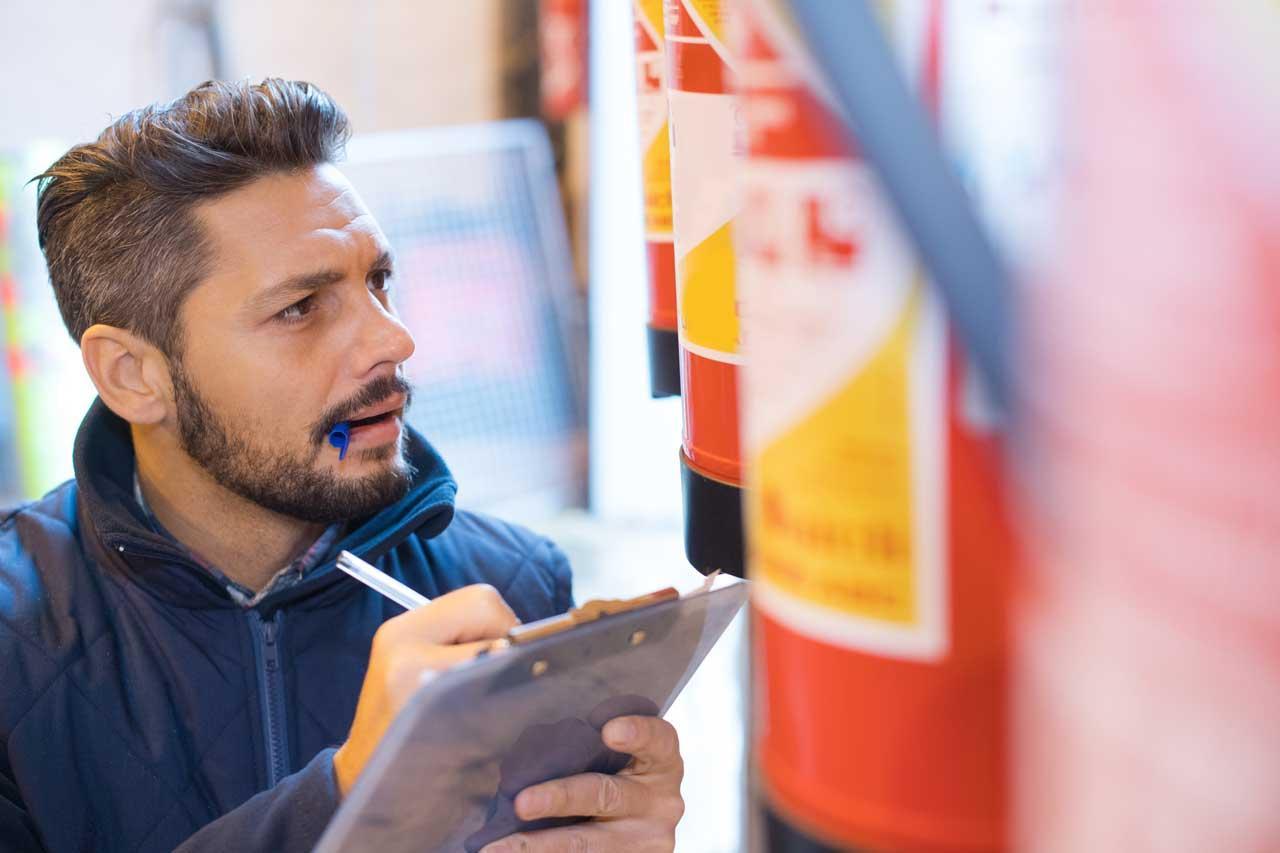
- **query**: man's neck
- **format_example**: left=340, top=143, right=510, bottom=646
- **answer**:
left=132, top=427, right=326, bottom=593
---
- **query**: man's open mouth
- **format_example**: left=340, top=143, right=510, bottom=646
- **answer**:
left=319, top=388, right=410, bottom=451
left=347, top=410, right=398, bottom=430
left=340, top=392, right=407, bottom=431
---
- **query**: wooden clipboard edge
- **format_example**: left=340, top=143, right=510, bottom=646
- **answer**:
left=506, top=587, right=681, bottom=645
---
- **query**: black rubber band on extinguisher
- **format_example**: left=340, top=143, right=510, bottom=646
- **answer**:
left=680, top=450, right=745, bottom=577
left=647, top=325, right=682, bottom=399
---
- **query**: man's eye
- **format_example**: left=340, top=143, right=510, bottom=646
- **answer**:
left=370, top=270, right=393, bottom=292
left=277, top=295, right=317, bottom=323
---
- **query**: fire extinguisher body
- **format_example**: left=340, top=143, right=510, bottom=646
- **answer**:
left=665, top=0, right=747, bottom=575
left=634, top=0, right=682, bottom=398
left=738, top=1, right=1009, bottom=849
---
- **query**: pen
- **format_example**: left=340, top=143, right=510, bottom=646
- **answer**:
left=335, top=550, right=431, bottom=610
left=337, top=551, right=511, bottom=656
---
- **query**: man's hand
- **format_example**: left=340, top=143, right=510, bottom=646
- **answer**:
left=480, top=716, right=686, bottom=853
left=332, top=584, right=518, bottom=795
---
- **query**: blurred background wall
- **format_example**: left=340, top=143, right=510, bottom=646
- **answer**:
left=0, top=0, right=505, bottom=147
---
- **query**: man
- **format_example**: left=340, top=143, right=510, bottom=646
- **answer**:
left=0, top=79, right=685, bottom=852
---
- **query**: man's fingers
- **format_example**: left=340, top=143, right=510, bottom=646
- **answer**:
left=400, top=638, right=495, bottom=671
left=515, top=771, right=653, bottom=821
left=479, top=721, right=685, bottom=853
left=408, top=584, right=520, bottom=643
left=602, top=716, right=682, bottom=777
left=383, top=639, right=495, bottom=705
left=374, top=583, right=519, bottom=648
left=334, top=585, right=518, bottom=797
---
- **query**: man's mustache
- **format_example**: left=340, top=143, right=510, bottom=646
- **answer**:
left=310, top=374, right=414, bottom=446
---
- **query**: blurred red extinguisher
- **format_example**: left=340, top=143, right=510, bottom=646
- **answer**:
left=738, top=0, right=1010, bottom=848
left=664, top=0, right=746, bottom=575
left=541, top=0, right=590, bottom=286
left=541, top=0, right=589, bottom=120
left=633, top=0, right=681, bottom=398
left=1015, top=3, right=1280, bottom=849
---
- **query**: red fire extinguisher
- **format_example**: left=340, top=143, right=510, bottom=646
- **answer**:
left=540, top=0, right=589, bottom=121
left=664, top=0, right=746, bottom=575
left=633, top=0, right=681, bottom=398
left=738, top=0, right=1010, bottom=848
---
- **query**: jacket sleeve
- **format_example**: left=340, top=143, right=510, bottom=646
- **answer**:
left=174, top=748, right=340, bottom=852
left=546, top=537, right=576, bottom=614
left=0, top=764, right=45, bottom=852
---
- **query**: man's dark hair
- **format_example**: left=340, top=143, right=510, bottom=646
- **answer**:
left=33, top=78, right=351, bottom=355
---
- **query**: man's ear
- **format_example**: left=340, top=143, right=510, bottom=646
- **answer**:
left=80, top=324, right=172, bottom=425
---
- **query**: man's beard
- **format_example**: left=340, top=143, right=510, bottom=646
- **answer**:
left=170, top=364, right=416, bottom=524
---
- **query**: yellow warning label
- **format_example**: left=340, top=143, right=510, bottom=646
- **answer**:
left=637, top=0, right=665, bottom=35
left=752, top=286, right=923, bottom=625
left=665, top=10, right=742, bottom=363
left=678, top=220, right=739, bottom=353
left=643, top=122, right=673, bottom=236
left=685, top=0, right=727, bottom=44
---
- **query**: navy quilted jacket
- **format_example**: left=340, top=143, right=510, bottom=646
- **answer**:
left=0, top=400, right=573, bottom=852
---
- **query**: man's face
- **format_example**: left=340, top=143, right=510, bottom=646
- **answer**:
left=170, top=165, right=417, bottom=523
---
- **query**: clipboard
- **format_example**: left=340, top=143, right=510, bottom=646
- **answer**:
left=315, top=576, right=749, bottom=853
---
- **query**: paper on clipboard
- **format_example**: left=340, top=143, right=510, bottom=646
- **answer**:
left=315, top=575, right=748, bottom=853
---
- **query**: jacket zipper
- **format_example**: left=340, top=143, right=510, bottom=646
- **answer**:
left=249, top=610, right=290, bottom=788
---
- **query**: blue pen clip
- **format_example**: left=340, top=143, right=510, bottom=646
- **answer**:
left=328, top=422, right=351, bottom=461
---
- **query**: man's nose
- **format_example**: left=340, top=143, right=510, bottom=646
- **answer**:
left=351, top=291, right=416, bottom=375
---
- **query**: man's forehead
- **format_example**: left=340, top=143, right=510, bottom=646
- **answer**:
left=195, top=164, right=385, bottom=282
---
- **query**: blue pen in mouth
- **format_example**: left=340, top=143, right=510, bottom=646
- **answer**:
left=325, top=397, right=407, bottom=462
left=328, top=422, right=351, bottom=461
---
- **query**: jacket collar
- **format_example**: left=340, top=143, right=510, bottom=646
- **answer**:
left=73, top=398, right=457, bottom=609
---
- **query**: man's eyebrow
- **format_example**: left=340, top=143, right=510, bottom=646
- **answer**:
left=245, top=269, right=345, bottom=315
left=247, top=250, right=396, bottom=316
